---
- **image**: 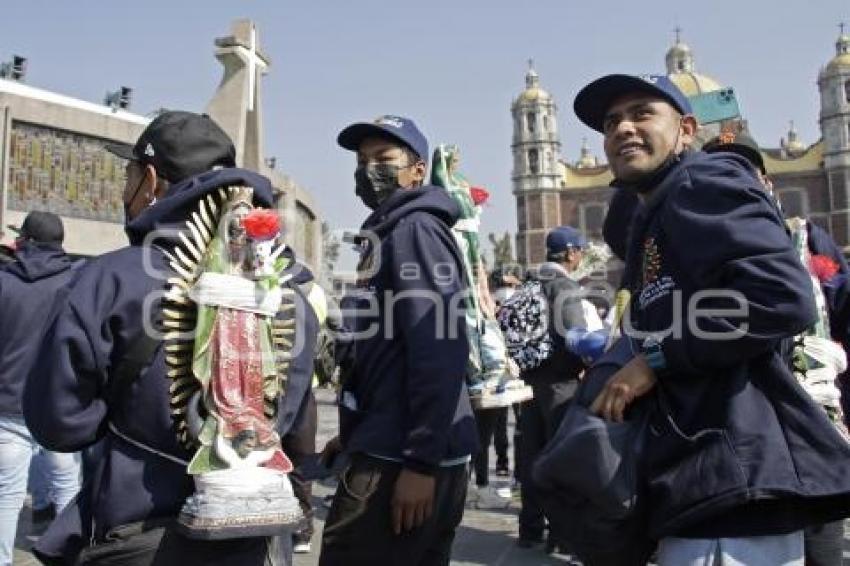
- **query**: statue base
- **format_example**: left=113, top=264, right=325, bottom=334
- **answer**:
left=177, top=467, right=304, bottom=540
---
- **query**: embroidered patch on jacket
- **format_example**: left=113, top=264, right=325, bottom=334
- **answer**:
left=642, top=237, right=662, bottom=285
left=638, top=237, right=676, bottom=310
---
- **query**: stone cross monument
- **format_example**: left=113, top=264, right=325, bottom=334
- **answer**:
left=205, top=19, right=269, bottom=172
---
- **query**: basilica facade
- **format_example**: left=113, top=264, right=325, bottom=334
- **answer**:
left=512, top=31, right=850, bottom=268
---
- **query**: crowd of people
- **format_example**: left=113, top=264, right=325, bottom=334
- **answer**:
left=0, top=70, right=849, bottom=566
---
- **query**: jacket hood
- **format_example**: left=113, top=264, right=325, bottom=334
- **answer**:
left=125, top=167, right=275, bottom=246
left=537, top=261, right=571, bottom=280
left=4, top=242, right=71, bottom=282
left=361, top=185, right=460, bottom=237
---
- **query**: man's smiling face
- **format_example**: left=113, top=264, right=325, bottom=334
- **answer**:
left=602, top=93, right=696, bottom=184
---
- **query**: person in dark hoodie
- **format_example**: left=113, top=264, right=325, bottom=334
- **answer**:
left=22, top=111, right=318, bottom=565
left=0, top=211, right=81, bottom=565
left=515, top=226, right=589, bottom=552
left=318, top=115, right=476, bottom=566
left=574, top=73, right=850, bottom=565
left=703, top=131, right=850, bottom=566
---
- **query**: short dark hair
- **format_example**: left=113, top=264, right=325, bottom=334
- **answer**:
left=546, top=247, right=582, bottom=262
left=401, top=145, right=422, bottom=165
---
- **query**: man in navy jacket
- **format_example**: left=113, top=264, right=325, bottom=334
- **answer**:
left=0, top=212, right=80, bottom=565
left=319, top=116, right=477, bottom=566
left=23, top=112, right=318, bottom=565
left=574, top=74, right=850, bottom=565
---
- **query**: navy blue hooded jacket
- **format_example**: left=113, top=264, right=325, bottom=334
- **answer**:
left=620, top=150, right=850, bottom=538
left=23, top=168, right=318, bottom=559
left=336, top=185, right=477, bottom=474
left=0, top=242, right=76, bottom=417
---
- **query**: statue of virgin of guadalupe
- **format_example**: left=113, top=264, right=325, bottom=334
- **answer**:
left=171, top=186, right=302, bottom=538
left=188, top=188, right=291, bottom=473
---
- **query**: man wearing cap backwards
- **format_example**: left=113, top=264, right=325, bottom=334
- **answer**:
left=0, top=211, right=81, bottom=565
left=318, top=115, right=477, bottom=565
left=22, top=111, right=319, bottom=565
left=574, top=75, right=850, bottom=565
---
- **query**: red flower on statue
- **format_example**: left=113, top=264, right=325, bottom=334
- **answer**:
left=242, top=209, right=281, bottom=241
left=809, top=254, right=840, bottom=282
left=470, top=186, right=490, bottom=206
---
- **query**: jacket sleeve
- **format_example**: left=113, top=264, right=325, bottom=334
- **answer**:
left=659, top=156, right=816, bottom=374
left=390, top=219, right=470, bottom=474
left=23, top=264, right=115, bottom=452
left=547, top=277, right=588, bottom=336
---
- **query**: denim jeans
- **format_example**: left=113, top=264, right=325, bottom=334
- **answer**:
left=0, top=416, right=81, bottom=566
left=656, top=531, right=804, bottom=566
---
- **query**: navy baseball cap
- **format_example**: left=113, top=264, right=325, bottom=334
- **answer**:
left=574, top=74, right=693, bottom=133
left=546, top=226, right=587, bottom=254
left=337, top=115, right=429, bottom=163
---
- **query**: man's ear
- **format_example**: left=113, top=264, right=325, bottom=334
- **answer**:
left=412, top=160, right=427, bottom=185
left=679, top=115, right=699, bottom=149
left=143, top=164, right=167, bottom=199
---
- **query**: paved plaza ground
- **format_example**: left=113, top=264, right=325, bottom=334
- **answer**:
left=13, top=387, right=850, bottom=565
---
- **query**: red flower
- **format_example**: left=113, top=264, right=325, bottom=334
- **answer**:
left=242, top=209, right=281, bottom=241
left=470, top=186, right=490, bottom=206
left=809, top=254, right=840, bottom=282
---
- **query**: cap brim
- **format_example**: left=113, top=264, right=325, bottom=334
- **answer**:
left=337, top=122, right=402, bottom=152
left=574, top=74, right=685, bottom=133
left=704, top=143, right=766, bottom=174
left=105, top=143, right=137, bottom=161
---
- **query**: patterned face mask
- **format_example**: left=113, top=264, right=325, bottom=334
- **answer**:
left=354, top=163, right=402, bottom=210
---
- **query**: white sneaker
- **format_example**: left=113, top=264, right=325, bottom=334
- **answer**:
left=495, top=486, right=513, bottom=499
left=472, top=485, right=511, bottom=510
left=293, top=541, right=311, bottom=554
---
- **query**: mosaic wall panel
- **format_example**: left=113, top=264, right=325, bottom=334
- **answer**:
left=7, top=121, right=129, bottom=223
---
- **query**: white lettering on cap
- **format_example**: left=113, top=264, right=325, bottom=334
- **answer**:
left=638, top=75, right=659, bottom=84
left=375, top=116, right=403, bottom=129
left=144, top=143, right=155, bottom=157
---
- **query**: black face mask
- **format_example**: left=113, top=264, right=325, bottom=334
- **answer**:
left=355, top=163, right=402, bottom=210
left=123, top=175, right=146, bottom=226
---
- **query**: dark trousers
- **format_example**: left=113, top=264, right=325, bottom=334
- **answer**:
left=518, top=382, right=573, bottom=540
left=319, top=454, right=467, bottom=566
left=804, top=520, right=844, bottom=566
left=282, top=390, right=318, bottom=542
left=472, top=406, right=509, bottom=487
left=65, top=521, right=290, bottom=566
left=494, top=407, right=509, bottom=470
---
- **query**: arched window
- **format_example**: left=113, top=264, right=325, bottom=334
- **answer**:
left=529, top=149, right=539, bottom=174
left=543, top=114, right=549, bottom=132
left=545, top=151, right=552, bottom=171
left=845, top=79, right=850, bottom=103
left=527, top=112, right=536, bottom=134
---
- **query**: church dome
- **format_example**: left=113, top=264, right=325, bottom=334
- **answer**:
left=665, top=32, right=723, bottom=96
left=826, top=32, right=850, bottom=72
left=782, top=121, right=805, bottom=154
left=575, top=138, right=598, bottom=168
left=517, top=60, right=552, bottom=103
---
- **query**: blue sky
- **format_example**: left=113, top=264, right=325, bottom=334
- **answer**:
left=2, top=0, right=847, bottom=256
